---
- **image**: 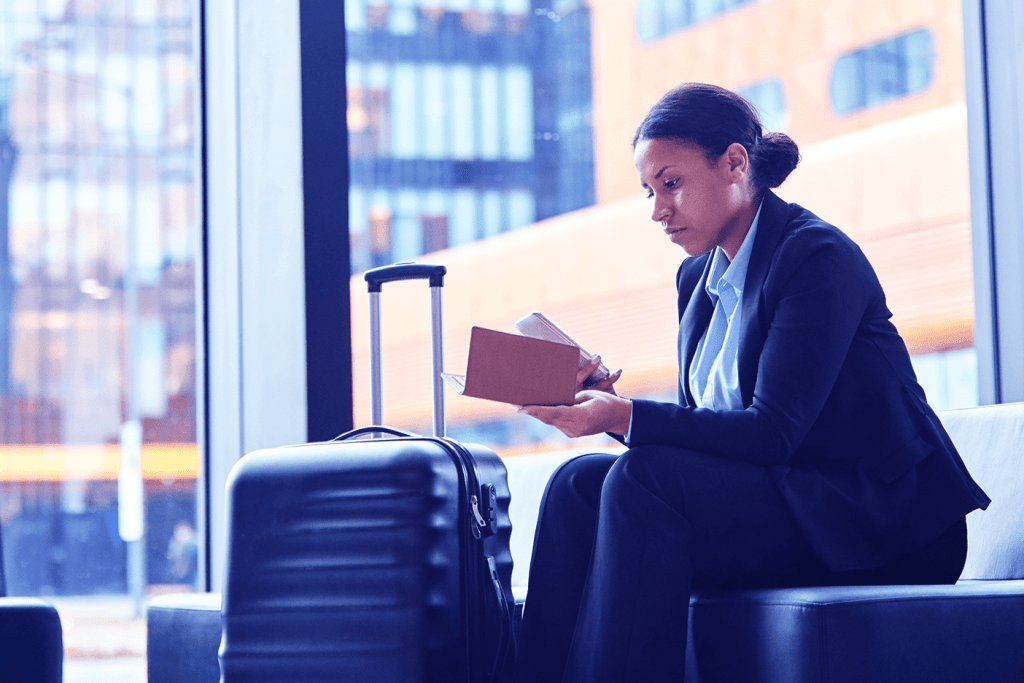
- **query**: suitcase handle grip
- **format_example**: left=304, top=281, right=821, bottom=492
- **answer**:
left=365, top=262, right=446, bottom=292
left=366, top=262, right=448, bottom=436
left=333, top=426, right=416, bottom=441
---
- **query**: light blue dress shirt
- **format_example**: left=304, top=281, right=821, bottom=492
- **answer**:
left=686, top=202, right=762, bottom=410
left=624, top=202, right=763, bottom=443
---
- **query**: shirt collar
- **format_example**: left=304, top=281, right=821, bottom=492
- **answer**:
left=705, top=199, right=764, bottom=300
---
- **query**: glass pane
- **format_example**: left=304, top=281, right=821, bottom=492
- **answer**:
left=663, top=1, right=690, bottom=35
left=738, top=78, right=789, bottom=133
left=1, top=5, right=197, bottom=682
left=830, top=52, right=865, bottom=114
left=905, top=29, right=936, bottom=94
left=636, top=0, right=663, bottom=43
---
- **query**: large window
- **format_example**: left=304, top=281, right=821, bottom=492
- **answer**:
left=0, top=2, right=197, bottom=679
left=349, top=0, right=979, bottom=454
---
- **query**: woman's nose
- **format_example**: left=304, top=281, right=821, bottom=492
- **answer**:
left=652, top=198, right=672, bottom=223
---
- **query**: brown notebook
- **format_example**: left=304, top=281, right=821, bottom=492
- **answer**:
left=442, top=327, right=580, bottom=406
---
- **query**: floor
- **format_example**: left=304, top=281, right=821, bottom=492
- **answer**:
left=48, top=592, right=179, bottom=683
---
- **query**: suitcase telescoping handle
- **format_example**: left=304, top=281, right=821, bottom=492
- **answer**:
left=364, top=263, right=447, bottom=438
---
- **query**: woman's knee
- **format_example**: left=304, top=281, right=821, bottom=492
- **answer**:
left=606, top=446, right=682, bottom=488
left=541, top=453, right=618, bottom=516
left=601, top=446, right=700, bottom=513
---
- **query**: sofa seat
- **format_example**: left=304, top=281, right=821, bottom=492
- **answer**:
left=148, top=592, right=222, bottom=683
left=682, top=581, right=1024, bottom=682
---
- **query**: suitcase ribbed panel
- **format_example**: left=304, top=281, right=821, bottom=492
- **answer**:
left=220, top=437, right=513, bottom=683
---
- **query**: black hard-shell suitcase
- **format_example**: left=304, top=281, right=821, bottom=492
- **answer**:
left=220, top=264, right=516, bottom=683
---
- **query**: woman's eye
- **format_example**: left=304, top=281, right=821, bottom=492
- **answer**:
left=664, top=179, right=678, bottom=189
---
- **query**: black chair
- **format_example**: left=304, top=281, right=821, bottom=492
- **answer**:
left=0, top=518, right=64, bottom=682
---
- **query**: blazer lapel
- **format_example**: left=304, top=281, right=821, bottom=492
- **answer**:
left=737, top=190, right=789, bottom=405
left=677, top=255, right=714, bottom=407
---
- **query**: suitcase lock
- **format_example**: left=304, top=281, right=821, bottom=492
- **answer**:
left=470, top=484, right=498, bottom=539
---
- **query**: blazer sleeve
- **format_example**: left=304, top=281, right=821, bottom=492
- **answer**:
left=628, top=226, right=881, bottom=466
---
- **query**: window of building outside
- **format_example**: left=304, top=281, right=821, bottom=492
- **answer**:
left=738, top=77, right=789, bottom=133
left=636, top=0, right=763, bottom=43
left=0, top=1, right=197, bottom=680
left=831, top=28, right=936, bottom=115
left=348, top=0, right=979, bottom=458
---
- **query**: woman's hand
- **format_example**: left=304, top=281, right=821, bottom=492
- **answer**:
left=519, top=390, right=632, bottom=439
left=578, top=355, right=622, bottom=395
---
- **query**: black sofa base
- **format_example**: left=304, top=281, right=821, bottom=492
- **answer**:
left=683, top=580, right=1024, bottom=683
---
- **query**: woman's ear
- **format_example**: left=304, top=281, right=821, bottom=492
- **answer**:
left=723, top=142, right=749, bottom=181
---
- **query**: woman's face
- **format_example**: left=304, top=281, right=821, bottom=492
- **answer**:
left=634, top=136, right=753, bottom=258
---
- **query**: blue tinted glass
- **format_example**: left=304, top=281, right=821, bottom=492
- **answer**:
left=388, top=5, right=418, bottom=35
left=449, top=65, right=476, bottom=160
left=479, top=66, right=501, bottom=160
left=507, top=189, right=536, bottom=230
left=864, top=40, right=903, bottom=106
left=830, top=52, right=864, bottom=114
left=450, top=190, right=478, bottom=246
left=640, top=0, right=757, bottom=41
left=904, top=29, right=935, bottom=94
left=830, top=28, right=935, bottom=115
left=393, top=190, right=422, bottom=260
left=663, top=1, right=690, bottom=34
left=0, top=76, right=9, bottom=130
left=345, top=0, right=367, bottom=31
left=505, top=66, right=534, bottom=161
left=739, top=78, right=788, bottom=132
left=422, top=63, right=447, bottom=159
left=481, top=190, right=504, bottom=237
left=691, top=0, right=719, bottom=23
left=391, top=64, right=418, bottom=157
left=636, top=0, right=663, bottom=43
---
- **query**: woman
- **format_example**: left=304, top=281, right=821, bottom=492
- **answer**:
left=514, top=83, right=990, bottom=683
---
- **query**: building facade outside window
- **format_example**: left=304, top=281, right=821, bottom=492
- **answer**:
left=346, top=0, right=595, bottom=273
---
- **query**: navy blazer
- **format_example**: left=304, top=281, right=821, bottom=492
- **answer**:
left=629, top=190, right=990, bottom=571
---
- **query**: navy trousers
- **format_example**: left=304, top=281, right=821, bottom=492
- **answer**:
left=513, top=448, right=967, bottom=683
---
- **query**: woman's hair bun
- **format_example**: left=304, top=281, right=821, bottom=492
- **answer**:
left=752, top=132, right=801, bottom=189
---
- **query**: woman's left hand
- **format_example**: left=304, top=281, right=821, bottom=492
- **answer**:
left=578, top=355, right=622, bottom=394
left=519, top=390, right=632, bottom=438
